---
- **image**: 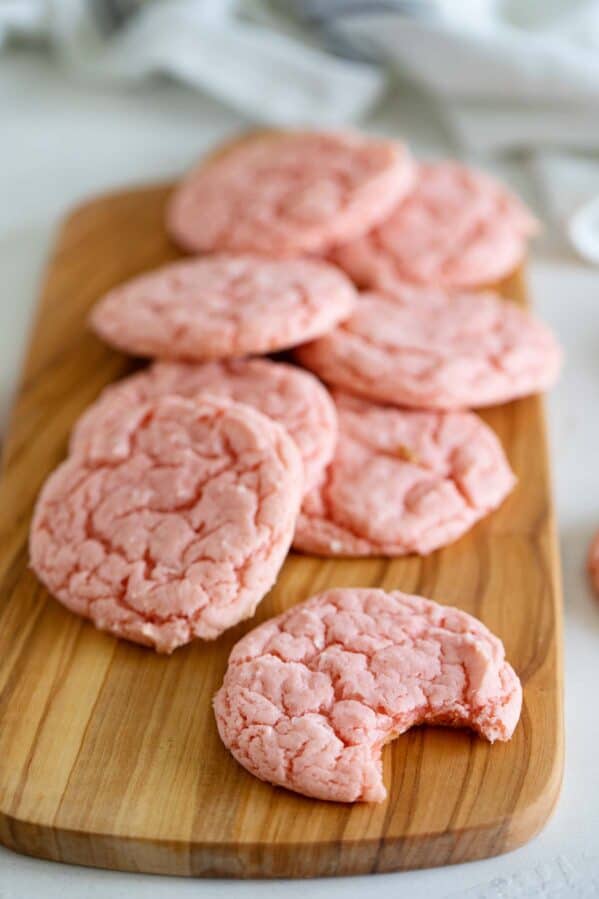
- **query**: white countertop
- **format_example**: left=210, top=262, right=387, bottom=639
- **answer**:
left=1, top=50, right=598, bottom=899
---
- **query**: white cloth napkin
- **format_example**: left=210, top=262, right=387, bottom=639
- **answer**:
left=0, top=0, right=383, bottom=126
left=297, top=0, right=599, bottom=261
left=4, top=0, right=599, bottom=147
left=2, top=0, right=598, bottom=259
left=316, top=1, right=599, bottom=153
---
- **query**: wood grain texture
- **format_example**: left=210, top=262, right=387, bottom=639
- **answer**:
left=0, top=178, right=563, bottom=878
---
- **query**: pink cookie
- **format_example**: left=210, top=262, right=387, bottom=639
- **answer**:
left=90, top=255, right=356, bottom=361
left=214, top=587, right=522, bottom=802
left=30, top=396, right=303, bottom=653
left=294, top=392, right=515, bottom=556
left=167, top=131, right=414, bottom=256
left=71, top=358, right=337, bottom=493
left=295, top=285, right=561, bottom=410
left=333, top=161, right=537, bottom=290
left=588, top=532, right=599, bottom=597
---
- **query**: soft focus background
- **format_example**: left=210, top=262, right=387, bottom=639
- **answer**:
left=1, top=2, right=599, bottom=897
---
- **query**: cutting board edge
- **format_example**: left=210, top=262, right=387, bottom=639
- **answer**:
left=0, top=707, right=564, bottom=877
left=0, top=792, right=561, bottom=879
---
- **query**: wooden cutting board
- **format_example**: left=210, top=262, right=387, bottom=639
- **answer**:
left=0, top=177, right=563, bottom=878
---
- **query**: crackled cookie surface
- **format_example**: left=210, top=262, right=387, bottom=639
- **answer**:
left=294, top=392, right=515, bottom=556
left=90, top=255, right=356, bottom=361
left=214, top=587, right=522, bottom=802
left=30, top=396, right=303, bottom=653
left=71, top=358, right=337, bottom=492
left=295, top=285, right=561, bottom=410
left=333, top=161, right=537, bottom=289
left=167, top=131, right=414, bottom=255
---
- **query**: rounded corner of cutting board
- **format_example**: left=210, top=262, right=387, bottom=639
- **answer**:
left=60, top=180, right=175, bottom=229
left=500, top=732, right=564, bottom=855
left=0, top=802, right=60, bottom=867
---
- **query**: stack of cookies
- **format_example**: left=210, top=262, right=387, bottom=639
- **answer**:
left=29, top=131, right=562, bottom=803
